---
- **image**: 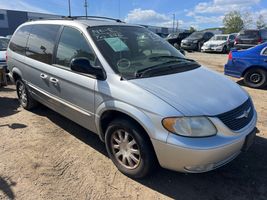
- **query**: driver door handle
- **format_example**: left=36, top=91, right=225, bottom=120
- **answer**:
left=50, top=77, right=59, bottom=85
left=40, top=73, right=48, bottom=79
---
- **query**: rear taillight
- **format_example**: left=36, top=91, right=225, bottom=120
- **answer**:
left=228, top=52, right=233, bottom=60
left=258, top=37, right=262, bottom=44
left=234, top=38, right=238, bottom=45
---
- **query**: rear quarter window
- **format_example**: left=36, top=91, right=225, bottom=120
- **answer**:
left=26, top=24, right=60, bottom=64
left=9, top=25, right=32, bottom=55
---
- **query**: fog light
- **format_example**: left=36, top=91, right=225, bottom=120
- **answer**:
left=184, top=163, right=214, bottom=172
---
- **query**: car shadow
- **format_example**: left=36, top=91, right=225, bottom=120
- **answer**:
left=237, top=80, right=267, bottom=90
left=32, top=105, right=267, bottom=200
left=0, top=97, right=20, bottom=118
left=32, top=105, right=108, bottom=157
left=0, top=176, right=16, bottom=200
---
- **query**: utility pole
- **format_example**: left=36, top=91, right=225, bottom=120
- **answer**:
left=173, top=14, right=175, bottom=33
left=68, top=0, right=71, bottom=17
left=84, top=0, right=88, bottom=18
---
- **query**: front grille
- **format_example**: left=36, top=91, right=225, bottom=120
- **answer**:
left=217, top=98, right=254, bottom=131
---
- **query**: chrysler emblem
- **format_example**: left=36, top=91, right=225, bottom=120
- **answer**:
left=236, top=107, right=251, bottom=119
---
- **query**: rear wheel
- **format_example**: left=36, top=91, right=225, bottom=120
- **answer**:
left=16, top=79, right=38, bottom=110
left=105, top=119, right=156, bottom=178
left=244, top=68, right=267, bottom=89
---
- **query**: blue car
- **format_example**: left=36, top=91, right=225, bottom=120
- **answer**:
left=224, top=42, right=267, bottom=88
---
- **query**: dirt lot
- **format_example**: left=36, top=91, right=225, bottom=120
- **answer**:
left=0, top=52, right=267, bottom=200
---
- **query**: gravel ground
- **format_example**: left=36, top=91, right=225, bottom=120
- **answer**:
left=0, top=52, right=266, bottom=200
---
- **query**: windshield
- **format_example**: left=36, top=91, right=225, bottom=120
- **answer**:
left=211, top=35, right=228, bottom=41
left=88, top=26, right=199, bottom=78
left=0, top=38, right=9, bottom=51
left=187, top=32, right=204, bottom=39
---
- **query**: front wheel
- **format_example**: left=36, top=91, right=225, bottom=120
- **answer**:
left=105, top=119, right=156, bottom=178
left=16, top=79, right=38, bottom=110
left=244, top=68, right=267, bottom=89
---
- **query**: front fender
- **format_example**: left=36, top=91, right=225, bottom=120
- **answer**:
left=95, top=100, right=169, bottom=142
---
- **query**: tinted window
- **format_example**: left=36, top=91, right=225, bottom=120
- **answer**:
left=0, top=38, right=10, bottom=51
left=260, top=30, right=267, bottom=39
left=229, top=35, right=235, bottom=40
left=238, top=30, right=259, bottom=38
left=263, top=48, right=267, bottom=55
left=55, top=26, right=96, bottom=68
left=26, top=24, right=60, bottom=64
left=9, top=25, right=32, bottom=55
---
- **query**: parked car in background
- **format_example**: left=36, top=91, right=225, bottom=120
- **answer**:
left=6, top=35, right=12, bottom=39
left=225, top=42, right=267, bottom=88
left=166, top=32, right=192, bottom=48
left=201, top=34, right=236, bottom=53
left=7, top=18, right=257, bottom=178
left=0, top=36, right=10, bottom=70
left=181, top=31, right=214, bottom=51
left=234, top=29, right=267, bottom=49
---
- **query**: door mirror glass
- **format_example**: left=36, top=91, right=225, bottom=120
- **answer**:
left=70, top=57, right=105, bottom=80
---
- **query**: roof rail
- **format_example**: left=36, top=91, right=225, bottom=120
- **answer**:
left=28, top=16, right=124, bottom=23
left=72, top=16, right=124, bottom=23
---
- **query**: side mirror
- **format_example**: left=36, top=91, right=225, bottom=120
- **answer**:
left=70, top=57, right=105, bottom=80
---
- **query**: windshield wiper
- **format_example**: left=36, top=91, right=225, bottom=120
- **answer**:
left=148, top=55, right=196, bottom=63
left=135, top=60, right=199, bottom=78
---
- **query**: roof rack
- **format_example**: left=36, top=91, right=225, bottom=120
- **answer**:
left=28, top=16, right=124, bottom=23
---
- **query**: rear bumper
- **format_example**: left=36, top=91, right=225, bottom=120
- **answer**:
left=224, top=64, right=242, bottom=78
left=181, top=43, right=198, bottom=50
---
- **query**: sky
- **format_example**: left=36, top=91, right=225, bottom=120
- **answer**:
left=0, top=0, right=267, bottom=30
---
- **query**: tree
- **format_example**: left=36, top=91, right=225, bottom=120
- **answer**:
left=223, top=11, right=244, bottom=33
left=256, top=14, right=266, bottom=29
left=189, top=26, right=196, bottom=33
left=242, top=11, right=253, bottom=29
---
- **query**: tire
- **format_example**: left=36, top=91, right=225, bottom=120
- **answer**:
left=222, top=46, right=227, bottom=54
left=197, top=42, right=202, bottom=52
left=16, top=79, right=38, bottom=110
left=244, top=68, right=267, bottom=89
left=105, top=118, right=157, bottom=178
left=173, top=43, right=180, bottom=49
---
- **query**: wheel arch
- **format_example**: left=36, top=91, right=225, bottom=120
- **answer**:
left=242, top=65, right=267, bottom=77
left=95, top=101, right=158, bottom=143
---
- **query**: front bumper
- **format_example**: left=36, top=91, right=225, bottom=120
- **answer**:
left=181, top=43, right=197, bottom=50
left=201, top=46, right=223, bottom=52
left=152, top=110, right=257, bottom=173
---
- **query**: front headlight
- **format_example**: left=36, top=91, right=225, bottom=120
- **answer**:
left=193, top=40, right=198, bottom=43
left=162, top=117, right=217, bottom=137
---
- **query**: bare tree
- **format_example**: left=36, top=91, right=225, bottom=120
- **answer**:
left=256, top=14, right=266, bottom=29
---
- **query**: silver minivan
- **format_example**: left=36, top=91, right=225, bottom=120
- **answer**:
left=7, top=17, right=257, bottom=178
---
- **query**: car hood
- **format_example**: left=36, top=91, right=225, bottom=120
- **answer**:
left=130, top=67, right=248, bottom=116
left=0, top=51, right=6, bottom=61
left=204, top=40, right=226, bottom=46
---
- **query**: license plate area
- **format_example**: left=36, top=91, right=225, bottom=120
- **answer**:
left=242, top=129, right=256, bottom=152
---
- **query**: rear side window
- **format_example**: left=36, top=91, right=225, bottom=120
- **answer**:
left=9, top=25, right=32, bottom=55
left=263, top=48, right=267, bottom=55
left=55, top=26, right=96, bottom=68
left=26, top=24, right=60, bottom=64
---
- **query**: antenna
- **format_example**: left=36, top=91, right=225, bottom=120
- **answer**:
left=84, top=0, right=88, bottom=18
left=68, top=0, right=72, bottom=17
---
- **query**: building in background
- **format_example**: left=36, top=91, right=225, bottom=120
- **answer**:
left=0, top=9, right=60, bottom=36
left=0, top=9, right=185, bottom=37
